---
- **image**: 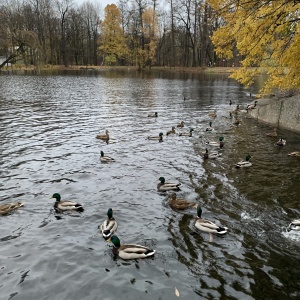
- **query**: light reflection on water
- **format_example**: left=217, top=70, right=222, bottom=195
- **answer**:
left=0, top=70, right=299, bottom=300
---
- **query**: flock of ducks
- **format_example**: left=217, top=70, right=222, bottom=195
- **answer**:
left=1, top=103, right=299, bottom=260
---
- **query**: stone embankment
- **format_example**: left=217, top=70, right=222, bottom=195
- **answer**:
left=248, top=95, right=300, bottom=133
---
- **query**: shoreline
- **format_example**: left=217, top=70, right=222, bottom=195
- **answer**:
left=0, top=64, right=238, bottom=74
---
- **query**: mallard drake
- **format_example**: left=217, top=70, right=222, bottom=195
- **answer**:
left=100, top=151, right=115, bottom=162
left=0, top=201, right=24, bottom=216
left=148, top=132, right=163, bottom=142
left=203, top=148, right=222, bottom=159
left=51, top=193, right=84, bottom=212
left=195, top=206, right=228, bottom=242
left=208, top=110, right=217, bottom=118
left=179, top=128, right=194, bottom=137
left=110, top=235, right=155, bottom=260
left=246, top=100, right=258, bottom=110
left=148, top=112, right=158, bottom=117
left=288, top=220, right=300, bottom=231
left=205, top=121, right=213, bottom=132
left=157, top=177, right=181, bottom=192
left=206, top=137, right=224, bottom=148
left=288, top=151, right=300, bottom=157
left=177, top=121, right=185, bottom=128
left=166, top=126, right=176, bottom=135
left=100, top=208, right=117, bottom=240
left=266, top=128, right=278, bottom=137
left=96, top=130, right=109, bottom=140
left=235, top=154, right=252, bottom=168
left=168, top=193, right=198, bottom=210
left=276, top=138, right=286, bottom=146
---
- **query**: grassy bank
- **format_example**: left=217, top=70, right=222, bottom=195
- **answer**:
left=0, top=64, right=237, bottom=74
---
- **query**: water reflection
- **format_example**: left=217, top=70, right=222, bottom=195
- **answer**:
left=0, top=70, right=299, bottom=299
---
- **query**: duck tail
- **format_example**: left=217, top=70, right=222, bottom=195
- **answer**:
left=144, top=249, right=156, bottom=257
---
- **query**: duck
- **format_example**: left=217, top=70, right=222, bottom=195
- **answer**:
left=276, top=137, right=286, bottom=146
left=266, top=128, right=278, bottom=137
left=100, top=151, right=115, bottom=162
left=288, top=151, right=300, bottom=157
left=288, top=220, right=300, bottom=231
left=147, top=132, right=163, bottom=142
left=246, top=100, right=258, bottom=110
left=177, top=121, right=185, bottom=128
left=179, top=128, right=194, bottom=137
left=110, top=235, right=156, bottom=260
left=148, top=112, right=158, bottom=117
left=166, top=126, right=176, bottom=135
left=205, top=121, right=214, bottom=132
left=177, top=121, right=184, bottom=128
left=51, top=193, right=84, bottom=212
left=235, top=154, right=252, bottom=168
left=208, top=110, right=217, bottom=118
left=195, top=206, right=228, bottom=242
left=100, top=208, right=118, bottom=240
left=203, top=148, right=222, bottom=159
left=157, top=177, right=181, bottom=192
left=96, top=130, right=109, bottom=140
left=0, top=201, right=24, bottom=216
left=167, top=193, right=198, bottom=210
left=206, top=137, right=224, bottom=148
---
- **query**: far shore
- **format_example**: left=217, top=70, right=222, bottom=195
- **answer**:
left=0, top=64, right=239, bottom=74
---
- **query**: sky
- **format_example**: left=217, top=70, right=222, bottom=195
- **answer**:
left=75, top=0, right=117, bottom=8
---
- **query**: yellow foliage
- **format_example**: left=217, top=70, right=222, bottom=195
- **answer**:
left=208, top=0, right=300, bottom=94
left=99, top=4, right=128, bottom=62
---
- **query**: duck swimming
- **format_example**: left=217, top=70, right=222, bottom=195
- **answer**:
left=100, top=208, right=118, bottom=240
left=0, top=201, right=24, bottom=216
left=100, top=151, right=115, bottom=162
left=205, top=122, right=213, bottom=132
left=148, top=112, right=158, bottom=117
left=51, top=193, right=84, bottom=212
left=288, top=220, right=300, bottom=231
left=208, top=110, right=217, bottom=118
left=96, top=130, right=109, bottom=141
left=147, top=132, right=163, bottom=142
left=195, top=206, right=228, bottom=242
left=276, top=138, right=286, bottom=146
left=166, top=126, right=176, bottom=135
left=167, top=193, right=198, bottom=210
left=206, top=136, right=224, bottom=148
left=203, top=148, right=222, bottom=159
left=177, top=121, right=185, bottom=128
left=179, top=128, right=194, bottom=137
left=288, top=151, right=300, bottom=157
left=266, top=128, right=278, bottom=137
left=235, top=154, right=252, bottom=168
left=157, top=177, right=181, bottom=192
left=110, top=235, right=156, bottom=260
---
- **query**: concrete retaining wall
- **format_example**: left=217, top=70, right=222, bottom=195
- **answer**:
left=248, top=96, right=300, bottom=133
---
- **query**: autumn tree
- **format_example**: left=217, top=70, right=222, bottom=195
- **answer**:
left=208, top=0, right=300, bottom=94
left=99, top=4, right=128, bottom=65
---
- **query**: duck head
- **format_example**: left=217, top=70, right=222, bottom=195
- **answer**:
left=51, top=193, right=61, bottom=202
left=101, top=151, right=104, bottom=157
left=107, top=208, right=113, bottom=219
left=111, top=235, right=121, bottom=248
left=197, top=206, right=202, bottom=218
left=158, top=177, right=165, bottom=184
left=246, top=154, right=251, bottom=161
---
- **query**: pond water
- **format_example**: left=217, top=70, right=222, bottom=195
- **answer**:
left=0, top=69, right=299, bottom=300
